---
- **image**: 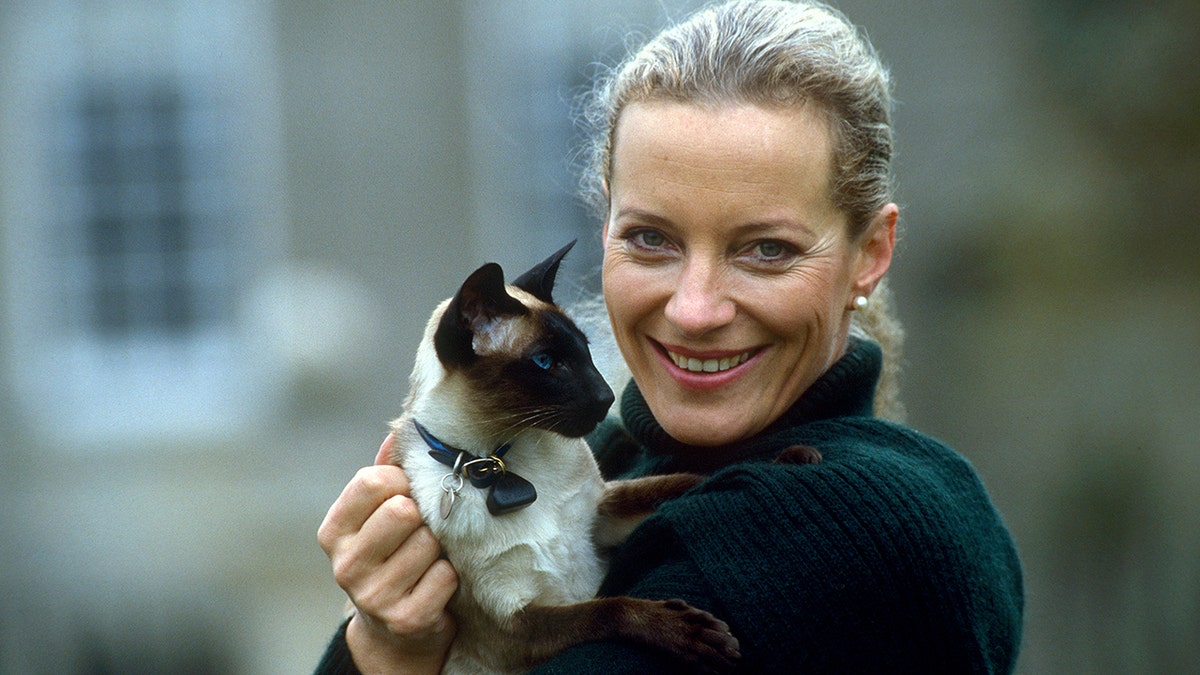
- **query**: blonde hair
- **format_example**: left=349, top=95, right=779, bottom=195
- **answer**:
left=580, top=0, right=906, bottom=420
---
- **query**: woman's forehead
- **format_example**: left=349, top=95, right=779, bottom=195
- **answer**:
left=608, top=101, right=838, bottom=216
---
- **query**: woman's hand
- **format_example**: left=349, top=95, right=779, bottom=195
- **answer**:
left=318, top=434, right=458, bottom=675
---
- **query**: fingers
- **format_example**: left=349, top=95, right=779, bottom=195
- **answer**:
left=404, top=558, right=459, bottom=629
left=364, top=517, right=441, bottom=599
left=330, top=494, right=426, bottom=595
left=319, top=435, right=459, bottom=664
left=373, top=557, right=459, bottom=638
left=357, top=492, right=425, bottom=558
left=318, top=463, right=411, bottom=552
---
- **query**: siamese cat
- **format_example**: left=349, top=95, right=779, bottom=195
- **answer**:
left=387, top=242, right=740, bottom=674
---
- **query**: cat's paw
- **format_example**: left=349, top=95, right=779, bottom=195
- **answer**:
left=774, top=444, right=823, bottom=465
left=651, top=599, right=741, bottom=673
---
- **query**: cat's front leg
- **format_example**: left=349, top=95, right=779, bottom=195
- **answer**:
left=509, top=596, right=739, bottom=673
left=592, top=473, right=705, bottom=549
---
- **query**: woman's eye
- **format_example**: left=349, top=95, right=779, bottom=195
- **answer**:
left=748, top=240, right=796, bottom=262
left=632, top=229, right=667, bottom=249
left=757, top=241, right=785, bottom=258
left=619, top=228, right=677, bottom=261
left=531, top=352, right=554, bottom=370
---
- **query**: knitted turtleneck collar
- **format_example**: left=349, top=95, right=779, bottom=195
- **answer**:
left=618, top=337, right=883, bottom=474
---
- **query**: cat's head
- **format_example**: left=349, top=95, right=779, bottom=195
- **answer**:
left=429, top=241, right=614, bottom=438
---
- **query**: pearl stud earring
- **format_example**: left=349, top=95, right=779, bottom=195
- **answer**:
left=852, top=295, right=869, bottom=310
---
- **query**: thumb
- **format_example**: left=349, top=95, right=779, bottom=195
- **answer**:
left=375, top=433, right=397, bottom=466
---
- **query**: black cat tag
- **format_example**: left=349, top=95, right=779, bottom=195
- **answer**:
left=486, top=472, right=537, bottom=515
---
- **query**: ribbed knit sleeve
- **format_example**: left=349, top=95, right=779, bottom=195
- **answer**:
left=534, top=418, right=1023, bottom=673
left=669, top=420, right=1022, bottom=673
left=312, top=618, right=362, bottom=675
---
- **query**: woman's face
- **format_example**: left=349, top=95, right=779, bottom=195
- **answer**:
left=602, top=101, right=894, bottom=447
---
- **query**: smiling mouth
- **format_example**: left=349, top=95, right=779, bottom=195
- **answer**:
left=665, top=348, right=756, bottom=374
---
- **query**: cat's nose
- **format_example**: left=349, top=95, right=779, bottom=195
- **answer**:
left=562, top=381, right=614, bottom=437
left=590, top=382, right=615, bottom=421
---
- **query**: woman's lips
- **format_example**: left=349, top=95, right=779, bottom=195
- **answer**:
left=665, top=348, right=753, bottom=373
left=652, top=341, right=762, bottom=389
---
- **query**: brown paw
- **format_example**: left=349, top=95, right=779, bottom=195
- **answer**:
left=774, top=444, right=823, bottom=465
left=651, top=599, right=741, bottom=673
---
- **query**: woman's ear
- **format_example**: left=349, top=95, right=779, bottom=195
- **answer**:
left=851, top=203, right=898, bottom=298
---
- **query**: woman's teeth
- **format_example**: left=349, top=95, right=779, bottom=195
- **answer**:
left=667, top=350, right=752, bottom=373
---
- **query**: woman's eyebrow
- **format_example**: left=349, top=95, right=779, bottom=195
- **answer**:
left=612, top=206, right=822, bottom=246
left=612, top=207, right=673, bottom=227
left=615, top=208, right=815, bottom=234
left=730, top=219, right=816, bottom=238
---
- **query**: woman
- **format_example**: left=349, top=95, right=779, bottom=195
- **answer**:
left=316, top=1, right=1024, bottom=673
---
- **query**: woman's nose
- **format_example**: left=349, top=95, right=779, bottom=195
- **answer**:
left=663, top=259, right=735, bottom=337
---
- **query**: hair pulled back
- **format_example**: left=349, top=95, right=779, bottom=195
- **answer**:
left=582, top=0, right=894, bottom=239
left=580, top=0, right=906, bottom=420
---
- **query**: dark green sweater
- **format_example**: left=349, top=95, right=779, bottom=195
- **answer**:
left=531, top=338, right=1022, bottom=673
left=316, top=339, right=1024, bottom=673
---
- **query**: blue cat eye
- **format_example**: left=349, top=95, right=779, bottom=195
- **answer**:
left=531, top=352, right=554, bottom=370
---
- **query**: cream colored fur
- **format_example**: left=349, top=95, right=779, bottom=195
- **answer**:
left=389, top=296, right=609, bottom=675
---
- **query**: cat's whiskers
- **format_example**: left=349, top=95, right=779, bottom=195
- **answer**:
left=468, top=405, right=564, bottom=447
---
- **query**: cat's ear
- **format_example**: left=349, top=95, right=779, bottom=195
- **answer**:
left=512, top=240, right=575, bottom=304
left=435, top=262, right=529, bottom=367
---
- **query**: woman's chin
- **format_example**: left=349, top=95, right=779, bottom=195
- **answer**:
left=643, top=385, right=767, bottom=447
left=659, top=416, right=750, bottom=448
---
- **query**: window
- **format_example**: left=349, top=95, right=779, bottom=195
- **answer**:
left=58, top=78, right=236, bottom=338
left=0, top=2, right=286, bottom=444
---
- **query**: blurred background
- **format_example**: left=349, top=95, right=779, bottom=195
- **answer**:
left=0, top=0, right=1196, bottom=672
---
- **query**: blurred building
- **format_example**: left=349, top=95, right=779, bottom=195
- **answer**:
left=0, top=1, right=1196, bottom=673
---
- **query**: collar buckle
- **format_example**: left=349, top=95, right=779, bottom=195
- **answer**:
left=413, top=419, right=537, bottom=516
